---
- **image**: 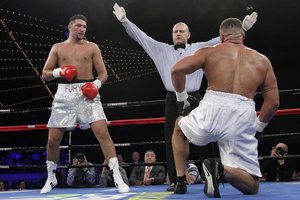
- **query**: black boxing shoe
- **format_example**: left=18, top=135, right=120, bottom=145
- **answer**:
left=202, top=158, right=224, bottom=198
left=174, top=176, right=187, bottom=194
left=166, top=182, right=175, bottom=191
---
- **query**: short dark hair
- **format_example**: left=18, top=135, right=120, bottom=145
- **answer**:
left=145, top=149, right=156, bottom=155
left=69, top=14, right=87, bottom=24
left=219, top=17, right=245, bottom=39
left=75, top=152, right=86, bottom=160
left=220, top=18, right=243, bottom=30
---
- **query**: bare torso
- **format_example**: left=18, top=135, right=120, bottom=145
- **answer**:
left=203, top=43, right=270, bottom=99
left=55, top=40, right=95, bottom=80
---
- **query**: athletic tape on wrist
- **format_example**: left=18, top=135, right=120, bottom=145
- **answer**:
left=52, top=68, right=61, bottom=78
left=93, top=79, right=102, bottom=89
left=175, top=90, right=188, bottom=102
left=256, top=117, right=268, bottom=132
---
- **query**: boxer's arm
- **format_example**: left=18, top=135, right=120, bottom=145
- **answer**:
left=42, top=44, right=59, bottom=81
left=257, top=58, right=279, bottom=125
left=172, top=49, right=206, bottom=92
left=92, top=43, right=107, bottom=85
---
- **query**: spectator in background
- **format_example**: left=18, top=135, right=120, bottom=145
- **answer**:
left=0, top=180, right=5, bottom=191
left=129, top=150, right=165, bottom=186
left=127, top=151, right=141, bottom=176
left=99, top=159, right=129, bottom=187
left=117, top=154, right=126, bottom=165
left=18, top=180, right=26, bottom=190
left=67, top=153, right=96, bottom=187
left=131, top=151, right=141, bottom=164
left=261, top=142, right=296, bottom=181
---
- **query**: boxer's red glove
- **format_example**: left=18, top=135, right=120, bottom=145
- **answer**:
left=53, top=65, right=77, bottom=82
left=81, top=80, right=102, bottom=100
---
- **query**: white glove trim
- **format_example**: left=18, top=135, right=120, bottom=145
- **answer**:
left=93, top=79, right=102, bottom=89
left=175, top=90, right=188, bottom=102
left=256, top=117, right=268, bottom=132
left=52, top=68, right=61, bottom=78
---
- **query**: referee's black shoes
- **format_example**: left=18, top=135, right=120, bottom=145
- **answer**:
left=173, top=176, right=187, bottom=194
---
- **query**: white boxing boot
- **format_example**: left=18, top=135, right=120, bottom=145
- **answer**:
left=40, top=160, right=58, bottom=194
left=108, top=157, right=130, bottom=193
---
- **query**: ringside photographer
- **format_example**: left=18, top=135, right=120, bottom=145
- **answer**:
left=67, top=153, right=96, bottom=188
left=260, top=143, right=296, bottom=181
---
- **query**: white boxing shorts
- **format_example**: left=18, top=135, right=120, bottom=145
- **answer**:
left=179, top=90, right=261, bottom=177
left=47, top=83, right=107, bottom=130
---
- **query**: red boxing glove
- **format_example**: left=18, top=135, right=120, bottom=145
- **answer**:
left=60, top=65, right=77, bottom=82
left=81, top=82, right=98, bottom=100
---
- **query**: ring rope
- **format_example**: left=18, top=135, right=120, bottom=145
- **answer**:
left=0, top=99, right=166, bottom=114
left=0, top=130, right=299, bottom=152
left=261, top=132, right=300, bottom=138
left=0, top=161, right=169, bottom=169
left=2, top=155, right=300, bottom=169
left=0, top=88, right=299, bottom=114
left=0, top=117, right=166, bottom=132
left=0, top=141, right=165, bottom=152
left=2, top=130, right=300, bottom=152
left=0, top=108, right=299, bottom=132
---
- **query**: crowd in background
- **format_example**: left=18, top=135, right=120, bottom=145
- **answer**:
left=1, top=143, right=300, bottom=191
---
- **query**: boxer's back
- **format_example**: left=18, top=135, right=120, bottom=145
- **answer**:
left=204, top=43, right=272, bottom=99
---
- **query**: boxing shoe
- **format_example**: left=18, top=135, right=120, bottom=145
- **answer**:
left=202, top=158, right=224, bottom=198
left=166, top=182, right=175, bottom=191
left=40, top=160, right=58, bottom=194
left=108, top=157, right=130, bottom=193
left=174, top=176, right=187, bottom=194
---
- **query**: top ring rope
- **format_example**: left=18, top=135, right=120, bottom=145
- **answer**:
left=0, top=108, right=299, bottom=132
left=0, top=99, right=165, bottom=114
left=0, top=117, right=166, bottom=132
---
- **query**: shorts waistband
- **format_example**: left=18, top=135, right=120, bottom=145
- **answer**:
left=57, top=83, right=86, bottom=94
left=204, top=90, right=255, bottom=109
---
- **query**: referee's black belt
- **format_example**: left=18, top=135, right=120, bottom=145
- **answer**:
left=166, top=91, right=200, bottom=96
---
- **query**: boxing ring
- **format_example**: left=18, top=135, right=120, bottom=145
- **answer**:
left=0, top=182, right=299, bottom=200
left=1, top=96, right=300, bottom=200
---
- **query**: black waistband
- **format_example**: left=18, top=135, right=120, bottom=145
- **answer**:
left=167, top=91, right=200, bottom=95
left=58, top=79, right=94, bottom=84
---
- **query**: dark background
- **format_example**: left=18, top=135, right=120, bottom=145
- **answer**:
left=0, top=0, right=299, bottom=166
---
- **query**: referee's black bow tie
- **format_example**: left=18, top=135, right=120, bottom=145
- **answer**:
left=174, top=44, right=186, bottom=50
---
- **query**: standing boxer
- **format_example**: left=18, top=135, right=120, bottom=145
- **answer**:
left=40, top=14, right=129, bottom=194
